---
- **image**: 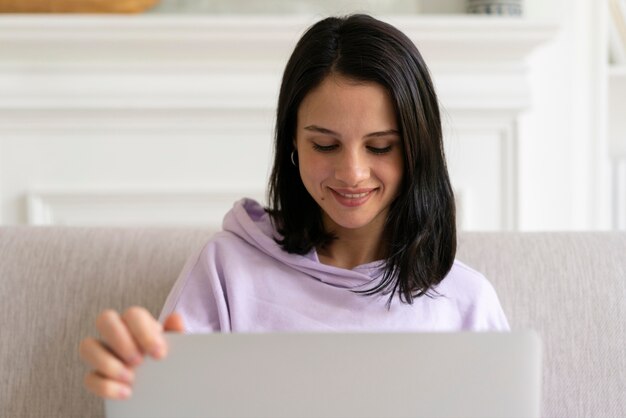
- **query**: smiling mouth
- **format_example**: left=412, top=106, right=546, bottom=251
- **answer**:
left=337, top=191, right=370, bottom=198
left=329, top=188, right=377, bottom=207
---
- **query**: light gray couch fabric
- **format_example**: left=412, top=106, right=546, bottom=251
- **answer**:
left=0, top=228, right=624, bottom=417
left=0, top=227, right=214, bottom=418
left=457, top=232, right=626, bottom=418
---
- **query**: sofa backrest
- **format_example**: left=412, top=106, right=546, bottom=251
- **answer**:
left=457, top=232, right=626, bottom=418
left=0, top=228, right=624, bottom=417
left=0, top=227, right=213, bottom=417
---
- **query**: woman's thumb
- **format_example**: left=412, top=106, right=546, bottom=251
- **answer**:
left=163, top=312, right=185, bottom=333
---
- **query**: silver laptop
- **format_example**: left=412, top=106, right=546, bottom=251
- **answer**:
left=106, top=332, right=541, bottom=418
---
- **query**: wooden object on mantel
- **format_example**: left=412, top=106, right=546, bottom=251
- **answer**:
left=0, top=0, right=159, bottom=13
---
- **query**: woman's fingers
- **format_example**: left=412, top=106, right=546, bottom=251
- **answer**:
left=82, top=307, right=178, bottom=400
left=163, top=312, right=185, bottom=333
left=79, top=337, right=134, bottom=384
left=84, top=371, right=133, bottom=400
left=96, top=309, right=144, bottom=366
left=121, top=306, right=168, bottom=359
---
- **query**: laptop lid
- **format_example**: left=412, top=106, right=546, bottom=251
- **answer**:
left=106, top=331, right=541, bottom=418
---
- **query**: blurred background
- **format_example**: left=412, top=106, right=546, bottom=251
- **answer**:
left=0, top=0, right=623, bottom=231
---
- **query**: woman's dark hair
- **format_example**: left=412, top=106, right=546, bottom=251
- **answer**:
left=267, top=14, right=456, bottom=307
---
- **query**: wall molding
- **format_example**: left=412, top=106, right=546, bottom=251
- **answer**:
left=613, top=159, right=626, bottom=230
left=449, top=115, right=519, bottom=230
left=26, top=189, right=265, bottom=227
left=26, top=188, right=476, bottom=230
left=0, top=109, right=275, bottom=132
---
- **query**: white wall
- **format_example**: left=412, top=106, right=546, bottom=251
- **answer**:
left=518, top=0, right=613, bottom=229
left=419, top=0, right=617, bottom=230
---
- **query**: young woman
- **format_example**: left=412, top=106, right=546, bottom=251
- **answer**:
left=79, top=14, right=509, bottom=400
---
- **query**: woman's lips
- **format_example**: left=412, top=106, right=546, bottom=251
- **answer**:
left=329, top=188, right=376, bottom=207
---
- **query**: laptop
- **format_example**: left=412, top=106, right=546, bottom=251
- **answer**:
left=106, top=331, right=541, bottom=418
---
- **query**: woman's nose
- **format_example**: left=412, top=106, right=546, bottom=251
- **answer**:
left=334, top=150, right=369, bottom=186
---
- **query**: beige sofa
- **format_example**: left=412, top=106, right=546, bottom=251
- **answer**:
left=0, top=228, right=624, bottom=417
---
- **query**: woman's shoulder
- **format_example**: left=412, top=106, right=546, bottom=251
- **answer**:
left=193, top=229, right=286, bottom=274
left=437, top=259, right=510, bottom=331
left=438, top=259, right=494, bottom=296
left=204, top=230, right=243, bottom=246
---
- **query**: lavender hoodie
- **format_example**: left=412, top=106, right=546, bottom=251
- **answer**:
left=160, top=199, right=510, bottom=332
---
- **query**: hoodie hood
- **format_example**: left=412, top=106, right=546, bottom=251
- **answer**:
left=161, top=198, right=510, bottom=332
left=222, top=198, right=384, bottom=289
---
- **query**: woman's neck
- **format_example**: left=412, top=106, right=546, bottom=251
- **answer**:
left=317, top=218, right=387, bottom=270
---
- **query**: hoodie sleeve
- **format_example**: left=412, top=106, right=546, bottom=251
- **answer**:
left=442, top=261, right=511, bottom=332
left=462, top=277, right=511, bottom=331
left=159, top=240, right=231, bottom=333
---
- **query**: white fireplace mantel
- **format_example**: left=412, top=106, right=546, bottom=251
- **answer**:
left=0, top=15, right=556, bottom=112
left=0, top=15, right=557, bottom=229
left=0, top=15, right=555, bottom=64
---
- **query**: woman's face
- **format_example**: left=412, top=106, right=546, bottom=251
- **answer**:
left=295, top=74, right=404, bottom=236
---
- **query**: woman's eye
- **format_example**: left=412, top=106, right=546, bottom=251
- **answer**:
left=367, top=145, right=392, bottom=155
left=312, top=143, right=338, bottom=152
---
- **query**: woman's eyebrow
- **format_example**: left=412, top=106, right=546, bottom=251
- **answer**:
left=303, top=125, right=399, bottom=138
left=364, top=129, right=400, bottom=138
left=303, top=125, right=341, bottom=137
